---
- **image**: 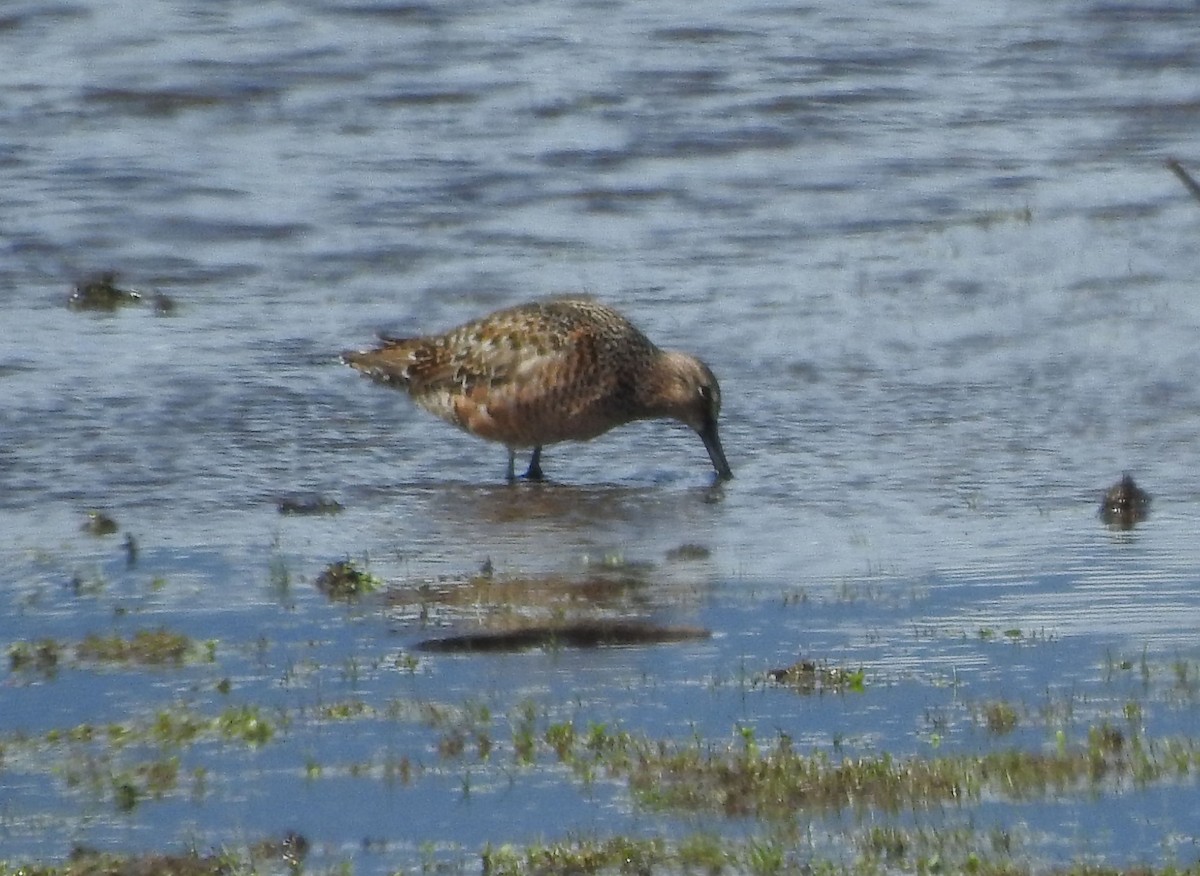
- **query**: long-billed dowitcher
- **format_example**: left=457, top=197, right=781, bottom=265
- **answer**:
left=342, top=298, right=732, bottom=482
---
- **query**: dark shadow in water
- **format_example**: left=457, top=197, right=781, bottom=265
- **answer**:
left=416, top=620, right=711, bottom=653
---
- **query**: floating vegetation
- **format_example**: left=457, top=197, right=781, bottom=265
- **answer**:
left=76, top=628, right=197, bottom=666
left=315, top=559, right=381, bottom=600
left=970, top=205, right=1032, bottom=229
left=67, top=272, right=142, bottom=311
left=978, top=700, right=1021, bottom=735
left=922, top=206, right=1033, bottom=234
left=0, top=705, right=278, bottom=816
left=267, top=535, right=291, bottom=594
left=276, top=495, right=344, bottom=516
left=105, top=756, right=182, bottom=811
left=10, top=628, right=209, bottom=671
left=481, top=830, right=1051, bottom=876
left=66, top=272, right=176, bottom=313
left=482, top=836, right=669, bottom=876
left=216, top=705, right=274, bottom=746
left=9, top=639, right=62, bottom=675
left=1100, top=473, right=1150, bottom=529
left=5, top=529, right=1199, bottom=876
left=763, top=659, right=866, bottom=694
left=665, top=542, right=711, bottom=561
left=417, top=620, right=711, bottom=653
left=579, top=551, right=655, bottom=575
left=700, top=734, right=1182, bottom=815
left=4, top=829, right=1196, bottom=876
left=974, top=626, right=1053, bottom=644
left=0, top=833, right=309, bottom=876
left=2, top=662, right=1200, bottom=874
left=69, top=569, right=108, bottom=596
left=535, top=721, right=1200, bottom=819
left=81, top=510, right=119, bottom=537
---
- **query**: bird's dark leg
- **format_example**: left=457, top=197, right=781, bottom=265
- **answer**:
left=523, top=446, right=545, bottom=481
left=505, top=448, right=517, bottom=483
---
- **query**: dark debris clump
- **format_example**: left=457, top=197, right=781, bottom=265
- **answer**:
left=1099, top=474, right=1150, bottom=530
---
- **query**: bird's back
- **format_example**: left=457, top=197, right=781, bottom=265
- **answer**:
left=343, top=298, right=660, bottom=447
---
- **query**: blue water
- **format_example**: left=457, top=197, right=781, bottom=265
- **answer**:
left=3, top=0, right=1200, bottom=870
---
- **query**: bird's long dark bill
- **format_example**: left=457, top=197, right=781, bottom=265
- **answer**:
left=699, top=419, right=733, bottom=480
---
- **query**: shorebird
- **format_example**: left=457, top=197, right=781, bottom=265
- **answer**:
left=342, top=298, right=732, bottom=482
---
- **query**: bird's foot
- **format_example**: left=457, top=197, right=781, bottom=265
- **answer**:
left=522, top=447, right=545, bottom=481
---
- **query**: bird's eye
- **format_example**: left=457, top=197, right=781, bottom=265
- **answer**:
left=698, top=385, right=713, bottom=402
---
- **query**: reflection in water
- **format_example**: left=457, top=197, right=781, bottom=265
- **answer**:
left=425, top=479, right=724, bottom=526
left=415, top=621, right=711, bottom=653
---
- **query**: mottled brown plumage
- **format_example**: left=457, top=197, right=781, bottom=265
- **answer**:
left=342, top=298, right=732, bottom=481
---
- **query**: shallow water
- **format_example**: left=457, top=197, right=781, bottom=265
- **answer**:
left=4, top=0, right=1200, bottom=871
